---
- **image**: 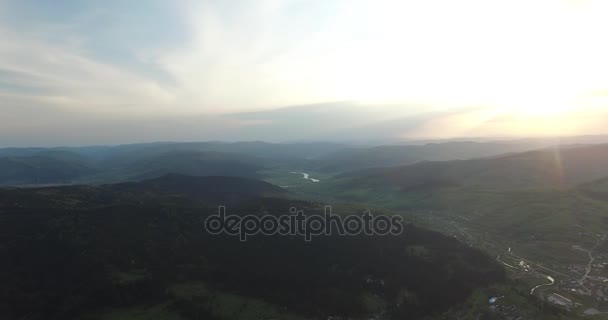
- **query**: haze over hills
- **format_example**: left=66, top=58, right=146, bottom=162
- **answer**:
left=0, top=154, right=97, bottom=185
left=312, top=140, right=555, bottom=173
left=339, top=143, right=608, bottom=190
left=3, top=102, right=608, bottom=146
left=3, top=138, right=608, bottom=186
left=0, top=149, right=265, bottom=186
left=326, top=143, right=608, bottom=238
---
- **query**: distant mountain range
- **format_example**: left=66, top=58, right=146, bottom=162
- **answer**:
left=340, top=143, right=608, bottom=190
left=3, top=138, right=608, bottom=186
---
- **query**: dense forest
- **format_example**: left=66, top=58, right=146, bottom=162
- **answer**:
left=0, top=175, right=504, bottom=319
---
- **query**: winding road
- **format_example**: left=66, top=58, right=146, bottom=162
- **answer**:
left=496, top=249, right=572, bottom=296
left=573, top=236, right=603, bottom=293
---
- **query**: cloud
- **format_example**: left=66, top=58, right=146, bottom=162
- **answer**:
left=4, top=0, right=608, bottom=115
left=0, top=28, right=176, bottom=115
left=0, top=0, right=350, bottom=115
left=155, top=0, right=349, bottom=112
left=0, top=0, right=607, bottom=145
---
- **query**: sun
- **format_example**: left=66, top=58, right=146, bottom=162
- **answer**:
left=493, top=93, right=581, bottom=117
left=512, top=105, right=576, bottom=116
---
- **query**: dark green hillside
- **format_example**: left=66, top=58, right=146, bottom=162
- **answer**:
left=0, top=175, right=504, bottom=320
left=579, top=177, right=608, bottom=201
left=0, top=174, right=287, bottom=209
left=111, top=174, right=288, bottom=201
left=0, top=154, right=96, bottom=185
left=87, top=141, right=346, bottom=166
left=313, top=144, right=608, bottom=272
left=114, top=151, right=265, bottom=181
left=32, top=150, right=92, bottom=163
left=0, top=148, right=267, bottom=186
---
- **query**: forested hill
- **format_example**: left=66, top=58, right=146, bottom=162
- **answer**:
left=339, top=143, right=608, bottom=191
left=0, top=175, right=504, bottom=320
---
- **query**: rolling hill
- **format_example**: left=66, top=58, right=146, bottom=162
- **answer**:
left=315, top=143, right=608, bottom=271
left=339, top=143, right=608, bottom=191
left=312, top=140, right=552, bottom=173
left=99, top=151, right=265, bottom=182
left=0, top=149, right=268, bottom=186
left=3, top=140, right=608, bottom=187
left=0, top=153, right=96, bottom=186
left=579, top=177, right=608, bottom=201
left=0, top=175, right=505, bottom=320
left=0, top=142, right=347, bottom=186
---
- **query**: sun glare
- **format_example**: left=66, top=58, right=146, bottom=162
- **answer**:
left=506, top=105, right=578, bottom=117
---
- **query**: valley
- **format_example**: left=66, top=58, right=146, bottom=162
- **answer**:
left=250, top=142, right=608, bottom=317
left=0, top=175, right=505, bottom=320
left=2, top=140, right=608, bottom=319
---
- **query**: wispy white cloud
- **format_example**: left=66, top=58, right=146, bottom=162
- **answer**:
left=0, top=28, right=176, bottom=114
left=1, top=0, right=607, bottom=145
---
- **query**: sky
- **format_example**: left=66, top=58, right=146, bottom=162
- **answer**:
left=1, top=0, right=607, bottom=146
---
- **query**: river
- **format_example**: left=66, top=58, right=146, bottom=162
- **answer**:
left=530, top=275, right=555, bottom=295
left=291, top=172, right=320, bottom=182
